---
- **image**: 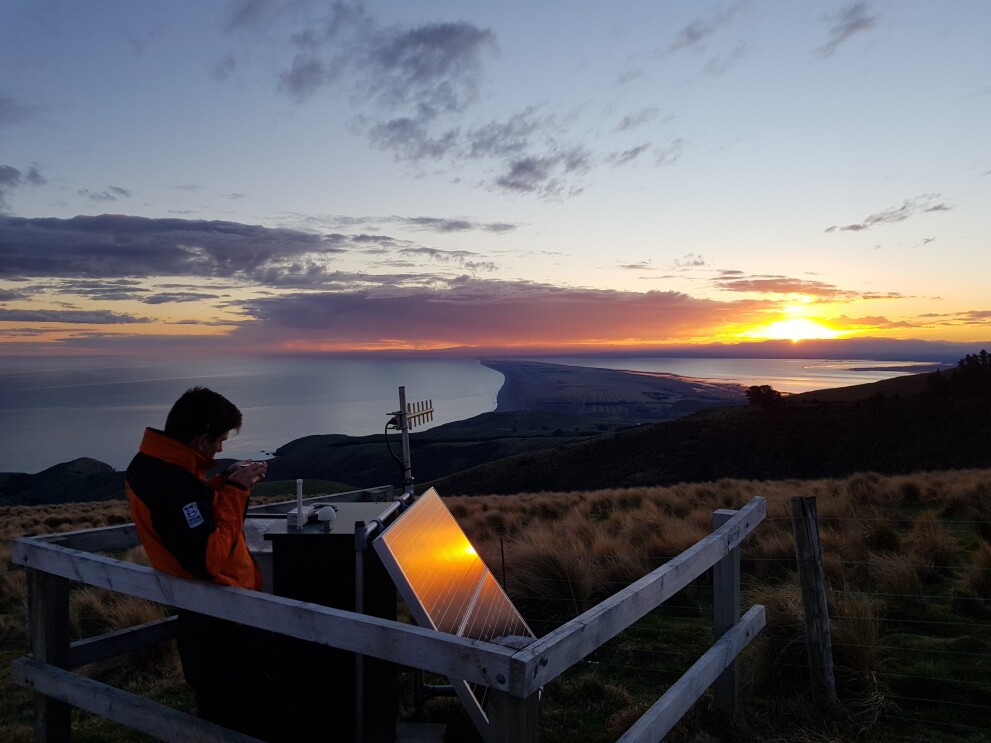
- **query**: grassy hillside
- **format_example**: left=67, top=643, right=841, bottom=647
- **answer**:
left=2, top=468, right=990, bottom=741
left=433, top=371, right=991, bottom=495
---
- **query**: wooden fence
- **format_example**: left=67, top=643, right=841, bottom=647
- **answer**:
left=11, top=494, right=766, bottom=742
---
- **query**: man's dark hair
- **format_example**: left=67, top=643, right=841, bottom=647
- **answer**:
left=164, top=386, right=242, bottom=443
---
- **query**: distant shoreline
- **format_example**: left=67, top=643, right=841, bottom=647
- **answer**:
left=481, top=359, right=746, bottom=420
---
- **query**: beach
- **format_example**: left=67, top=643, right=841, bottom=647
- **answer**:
left=482, top=359, right=747, bottom=422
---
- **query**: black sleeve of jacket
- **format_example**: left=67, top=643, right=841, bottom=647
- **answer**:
left=127, top=453, right=218, bottom=580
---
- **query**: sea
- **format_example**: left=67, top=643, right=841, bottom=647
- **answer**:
left=0, top=355, right=942, bottom=474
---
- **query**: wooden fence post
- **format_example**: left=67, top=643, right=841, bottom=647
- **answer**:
left=28, top=568, right=72, bottom=742
left=712, top=509, right=741, bottom=716
left=486, top=690, right=540, bottom=743
left=790, top=496, right=838, bottom=707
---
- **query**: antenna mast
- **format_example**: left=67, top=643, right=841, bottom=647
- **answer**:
left=387, top=386, right=434, bottom=492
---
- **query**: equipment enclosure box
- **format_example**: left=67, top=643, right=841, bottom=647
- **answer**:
left=266, top=503, right=398, bottom=742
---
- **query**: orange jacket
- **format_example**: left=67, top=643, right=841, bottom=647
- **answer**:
left=126, top=428, right=261, bottom=590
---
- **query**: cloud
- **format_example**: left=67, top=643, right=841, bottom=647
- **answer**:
left=38, top=279, right=149, bottom=302
left=607, top=144, right=651, bottom=166
left=463, top=107, right=547, bottom=159
left=654, top=138, right=686, bottom=166
left=702, top=42, right=749, bottom=77
left=615, top=108, right=660, bottom=132
left=276, top=3, right=496, bottom=115
left=224, top=3, right=645, bottom=198
left=397, top=216, right=515, bottom=234
left=825, top=194, right=953, bottom=232
left=954, top=310, right=991, bottom=326
left=494, top=148, right=592, bottom=197
left=282, top=212, right=515, bottom=235
left=816, top=1, right=879, bottom=59
left=0, top=288, right=28, bottom=301
left=0, top=214, right=345, bottom=281
left=713, top=273, right=909, bottom=303
left=0, top=164, right=46, bottom=213
left=859, top=291, right=906, bottom=300
left=831, top=314, right=919, bottom=329
left=397, top=247, right=497, bottom=272
left=78, top=185, right=132, bottom=202
left=230, top=277, right=769, bottom=348
left=673, top=253, right=706, bottom=268
left=0, top=308, right=151, bottom=324
left=142, top=292, right=222, bottom=305
left=712, top=274, right=858, bottom=299
left=663, top=4, right=747, bottom=55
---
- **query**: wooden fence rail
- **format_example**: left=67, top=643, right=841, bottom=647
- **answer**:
left=11, top=495, right=766, bottom=742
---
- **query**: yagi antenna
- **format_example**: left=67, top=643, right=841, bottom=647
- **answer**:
left=386, top=386, right=436, bottom=490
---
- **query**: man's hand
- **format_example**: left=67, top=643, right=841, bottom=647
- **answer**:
left=226, top=460, right=268, bottom=488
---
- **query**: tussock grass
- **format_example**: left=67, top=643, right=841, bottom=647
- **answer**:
left=3, top=466, right=991, bottom=741
left=966, top=540, right=991, bottom=596
left=447, top=468, right=991, bottom=741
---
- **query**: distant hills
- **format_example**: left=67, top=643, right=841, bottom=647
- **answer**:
left=0, top=458, right=124, bottom=507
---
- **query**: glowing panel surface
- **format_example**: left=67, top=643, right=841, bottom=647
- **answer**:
left=374, top=488, right=533, bottom=726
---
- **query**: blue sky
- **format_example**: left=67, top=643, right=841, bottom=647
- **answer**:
left=1, top=1, right=989, bottom=355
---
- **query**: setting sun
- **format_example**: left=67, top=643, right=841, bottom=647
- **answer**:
left=747, top=318, right=843, bottom=343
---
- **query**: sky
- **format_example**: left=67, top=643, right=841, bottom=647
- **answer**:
left=0, top=0, right=989, bottom=357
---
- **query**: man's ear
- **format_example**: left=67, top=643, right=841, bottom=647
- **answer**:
left=189, top=434, right=212, bottom=454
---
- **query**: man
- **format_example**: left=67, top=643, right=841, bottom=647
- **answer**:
left=126, top=386, right=272, bottom=738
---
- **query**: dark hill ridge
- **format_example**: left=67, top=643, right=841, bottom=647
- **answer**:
left=431, top=371, right=991, bottom=495
left=0, top=458, right=124, bottom=506
left=264, top=411, right=622, bottom=487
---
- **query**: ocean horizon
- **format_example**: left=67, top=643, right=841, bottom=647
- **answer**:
left=0, top=354, right=942, bottom=474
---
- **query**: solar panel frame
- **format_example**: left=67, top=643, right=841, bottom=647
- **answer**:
left=373, top=487, right=534, bottom=733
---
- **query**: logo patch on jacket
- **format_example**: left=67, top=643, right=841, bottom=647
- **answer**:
left=182, top=502, right=205, bottom=529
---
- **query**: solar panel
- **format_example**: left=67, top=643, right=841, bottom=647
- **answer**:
left=373, top=487, right=534, bottom=732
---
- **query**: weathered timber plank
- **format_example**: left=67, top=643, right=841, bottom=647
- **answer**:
left=617, top=605, right=766, bottom=743
left=712, top=509, right=741, bottom=715
left=13, top=537, right=516, bottom=691
left=11, top=657, right=264, bottom=743
left=38, top=523, right=140, bottom=552
left=28, top=568, right=71, bottom=742
left=514, top=497, right=765, bottom=695
left=68, top=616, right=178, bottom=668
left=791, top=496, right=837, bottom=707
left=486, top=690, right=540, bottom=743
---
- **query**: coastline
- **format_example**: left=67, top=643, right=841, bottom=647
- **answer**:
left=481, top=359, right=746, bottom=421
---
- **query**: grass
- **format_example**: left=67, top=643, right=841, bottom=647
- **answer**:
left=3, top=468, right=991, bottom=741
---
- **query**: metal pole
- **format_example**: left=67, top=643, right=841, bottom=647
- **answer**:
left=398, top=386, right=413, bottom=488
left=354, top=521, right=366, bottom=742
